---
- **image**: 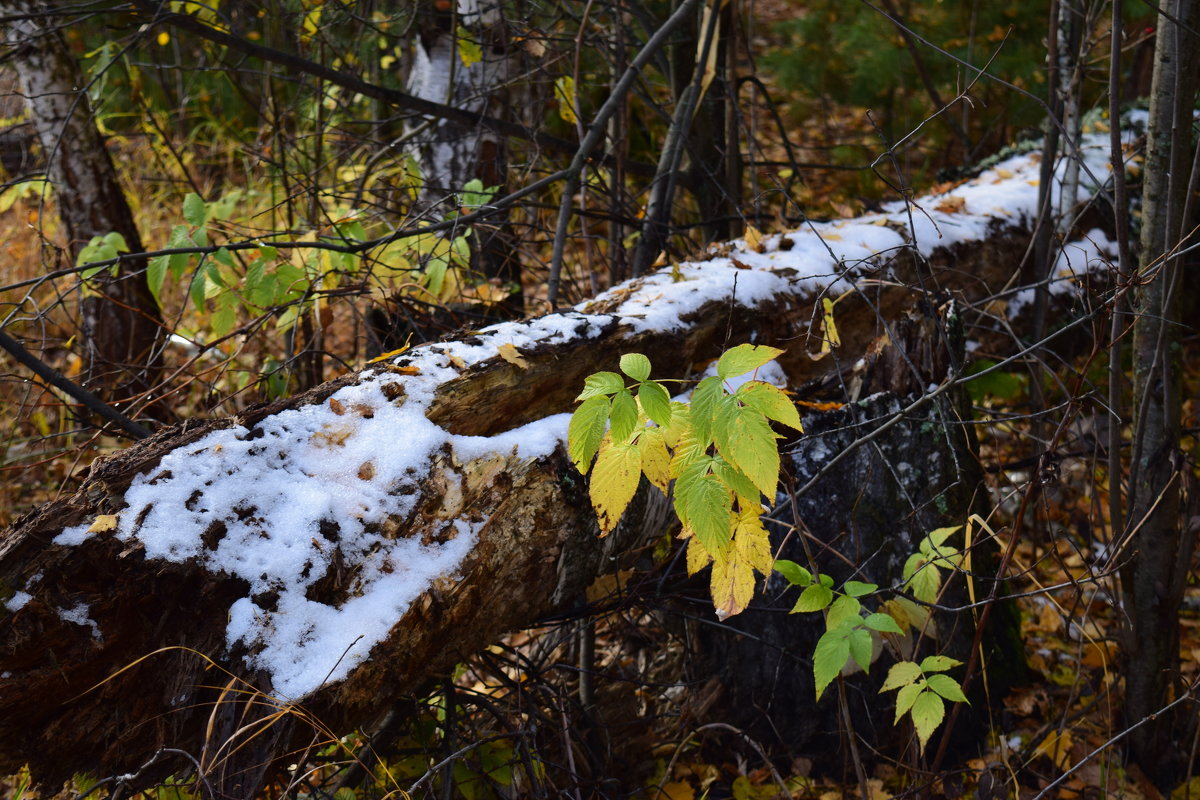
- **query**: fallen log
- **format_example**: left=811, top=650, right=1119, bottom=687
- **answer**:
left=0, top=136, right=1117, bottom=796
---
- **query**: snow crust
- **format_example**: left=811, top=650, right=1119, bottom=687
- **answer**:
left=41, top=128, right=1129, bottom=700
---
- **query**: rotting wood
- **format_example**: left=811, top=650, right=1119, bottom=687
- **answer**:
left=0, top=184, right=1104, bottom=797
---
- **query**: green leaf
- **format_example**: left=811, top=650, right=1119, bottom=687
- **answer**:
left=609, top=389, right=639, bottom=443
left=188, top=265, right=207, bottom=310
left=813, top=629, right=850, bottom=699
left=619, top=353, right=651, bottom=381
left=689, top=375, right=724, bottom=445
left=925, top=674, right=968, bottom=703
left=590, top=442, right=641, bottom=533
left=717, top=343, right=784, bottom=380
left=774, top=559, right=812, bottom=587
left=919, top=655, right=962, bottom=673
left=863, top=612, right=903, bottom=634
left=911, top=690, right=946, bottom=751
left=711, top=457, right=761, bottom=507
left=736, top=380, right=803, bottom=431
left=848, top=626, right=874, bottom=672
left=638, top=380, right=672, bottom=426
left=675, top=460, right=733, bottom=554
left=894, top=682, right=923, bottom=723
left=880, top=660, right=923, bottom=693
left=905, top=559, right=942, bottom=604
left=102, top=231, right=129, bottom=253
left=147, top=255, right=168, bottom=306
left=793, top=582, right=833, bottom=613
left=713, top=402, right=779, bottom=498
left=183, top=192, right=207, bottom=227
left=568, top=395, right=610, bottom=473
left=577, top=371, right=624, bottom=400
left=211, top=291, right=239, bottom=338
left=843, top=580, right=877, bottom=598
left=826, top=594, right=861, bottom=630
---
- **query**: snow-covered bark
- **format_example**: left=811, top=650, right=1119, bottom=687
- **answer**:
left=0, top=133, right=1123, bottom=797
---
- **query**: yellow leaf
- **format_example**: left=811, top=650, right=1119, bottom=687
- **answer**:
left=156, top=31, right=170, bottom=46
left=934, top=195, right=966, bottom=214
left=686, top=532, right=712, bottom=575
left=590, top=442, right=641, bottom=533
left=554, top=76, right=578, bottom=125
left=456, top=26, right=482, bottom=67
left=743, top=225, right=765, bottom=253
left=637, top=427, right=672, bottom=493
left=659, top=781, right=696, bottom=800
left=734, top=508, right=773, bottom=575
left=1033, top=729, right=1073, bottom=771
left=497, top=343, right=528, bottom=369
left=711, top=543, right=756, bottom=619
left=87, top=514, right=118, bottom=534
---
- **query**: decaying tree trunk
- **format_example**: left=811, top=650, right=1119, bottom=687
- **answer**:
left=0, top=142, right=1110, bottom=798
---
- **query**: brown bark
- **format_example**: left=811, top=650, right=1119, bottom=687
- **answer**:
left=8, top=2, right=164, bottom=408
left=0, top=211, right=1066, bottom=797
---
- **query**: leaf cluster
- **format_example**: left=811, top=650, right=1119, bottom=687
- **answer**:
left=568, top=344, right=802, bottom=618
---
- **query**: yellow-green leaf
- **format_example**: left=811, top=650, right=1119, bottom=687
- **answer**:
left=457, top=26, right=482, bottom=67
left=736, top=381, right=803, bottom=432
left=674, top=460, right=733, bottom=554
left=911, top=690, right=946, bottom=752
left=880, top=660, right=923, bottom=693
left=713, top=403, right=779, bottom=498
left=733, top=507, right=773, bottom=575
left=568, top=395, right=610, bottom=473
left=554, top=75, right=578, bottom=124
left=590, top=442, right=641, bottom=533
left=717, top=343, right=784, bottom=380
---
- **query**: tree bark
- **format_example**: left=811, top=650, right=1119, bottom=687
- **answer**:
left=7, top=2, right=164, bottom=409
left=0, top=165, right=1100, bottom=796
left=1120, top=0, right=1200, bottom=782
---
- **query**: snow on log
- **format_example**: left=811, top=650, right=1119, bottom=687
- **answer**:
left=0, top=132, right=1121, bottom=791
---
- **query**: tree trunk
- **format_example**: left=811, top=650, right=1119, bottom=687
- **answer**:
left=0, top=146, right=1108, bottom=797
left=7, top=2, right=164, bottom=410
left=1120, top=0, right=1200, bottom=781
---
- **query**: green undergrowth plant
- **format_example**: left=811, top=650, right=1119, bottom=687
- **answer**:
left=569, top=347, right=969, bottom=751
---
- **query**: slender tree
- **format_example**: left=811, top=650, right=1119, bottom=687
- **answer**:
left=1121, top=0, right=1200, bottom=780
left=6, top=2, right=163, bottom=413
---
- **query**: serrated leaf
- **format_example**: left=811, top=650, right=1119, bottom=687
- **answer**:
left=826, top=594, right=861, bottom=630
left=736, top=381, right=803, bottom=431
left=619, top=353, right=651, bottom=381
left=711, top=457, right=760, bottom=508
left=911, top=690, right=946, bottom=751
left=638, top=380, right=672, bottom=426
left=188, top=266, right=207, bottom=310
left=689, top=375, right=724, bottom=445
left=848, top=626, right=874, bottom=672
left=813, top=629, right=850, bottom=699
left=905, top=561, right=942, bottom=604
left=734, top=508, right=773, bottom=575
left=183, top=192, right=207, bottom=227
left=925, top=674, right=968, bottom=703
left=793, top=583, right=832, bottom=613
left=717, top=343, right=784, bottom=380
left=609, top=389, right=638, bottom=443
left=147, top=255, right=168, bottom=307
left=674, top=461, right=733, bottom=554
left=894, top=683, right=923, bottom=723
left=774, top=559, right=812, bottom=587
left=711, top=544, right=756, bottom=619
left=568, top=395, right=610, bottom=473
left=211, top=291, right=239, bottom=338
left=919, top=655, right=962, bottom=673
left=925, top=525, right=962, bottom=550
left=686, top=533, right=712, bottom=575
left=864, top=612, right=903, bottom=634
left=577, top=371, right=624, bottom=400
left=713, top=403, right=778, bottom=497
left=590, top=442, right=641, bottom=533
left=843, top=580, right=877, bottom=598
left=637, top=426, right=671, bottom=493
left=880, top=660, right=923, bottom=693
